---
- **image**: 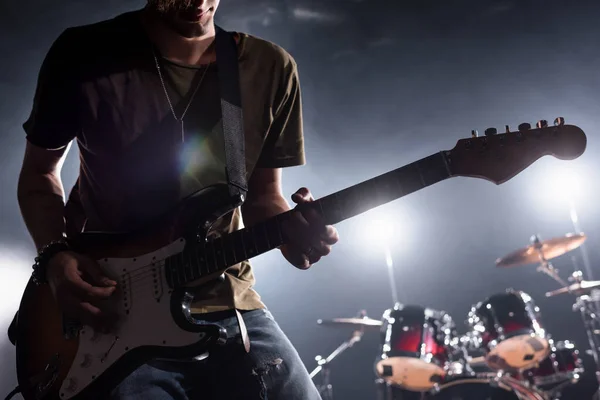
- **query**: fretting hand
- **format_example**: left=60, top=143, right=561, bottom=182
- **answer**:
left=280, top=187, right=339, bottom=269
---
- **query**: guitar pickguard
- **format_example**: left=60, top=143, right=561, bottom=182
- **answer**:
left=60, top=238, right=220, bottom=399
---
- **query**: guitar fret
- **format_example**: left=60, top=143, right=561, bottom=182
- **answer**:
left=265, top=217, right=282, bottom=249
left=232, top=230, right=246, bottom=263
left=221, top=235, right=232, bottom=267
left=181, top=251, right=193, bottom=282
left=218, top=237, right=228, bottom=269
left=253, top=223, right=269, bottom=254
left=262, top=223, right=271, bottom=250
left=198, top=244, right=207, bottom=276
left=239, top=230, right=248, bottom=261
left=204, top=241, right=216, bottom=274
left=246, top=227, right=259, bottom=258
left=213, top=238, right=226, bottom=271
left=191, top=250, right=200, bottom=281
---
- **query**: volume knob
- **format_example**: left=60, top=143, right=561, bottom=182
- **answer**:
left=471, top=129, right=478, bottom=138
left=536, top=120, right=548, bottom=128
left=518, top=123, right=531, bottom=132
left=484, top=128, right=497, bottom=136
left=554, top=117, right=565, bottom=126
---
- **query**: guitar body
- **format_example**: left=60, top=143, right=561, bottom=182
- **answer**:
left=16, top=186, right=236, bottom=400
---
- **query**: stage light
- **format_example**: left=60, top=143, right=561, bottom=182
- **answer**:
left=540, top=164, right=583, bottom=205
left=364, top=217, right=395, bottom=248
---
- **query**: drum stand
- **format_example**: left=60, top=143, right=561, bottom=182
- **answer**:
left=309, top=328, right=364, bottom=400
left=573, top=290, right=600, bottom=390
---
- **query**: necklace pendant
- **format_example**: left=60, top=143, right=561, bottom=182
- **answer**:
left=181, top=120, right=185, bottom=143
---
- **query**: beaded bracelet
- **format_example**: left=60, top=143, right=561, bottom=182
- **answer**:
left=31, top=240, right=70, bottom=285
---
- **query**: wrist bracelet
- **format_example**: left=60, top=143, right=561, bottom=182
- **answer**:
left=32, top=240, right=71, bottom=285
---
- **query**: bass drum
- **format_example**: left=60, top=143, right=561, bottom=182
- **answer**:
left=520, top=340, right=583, bottom=388
left=468, top=289, right=549, bottom=371
left=375, top=377, right=519, bottom=400
left=374, top=304, right=460, bottom=392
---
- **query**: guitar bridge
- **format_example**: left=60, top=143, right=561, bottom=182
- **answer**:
left=31, top=353, right=60, bottom=399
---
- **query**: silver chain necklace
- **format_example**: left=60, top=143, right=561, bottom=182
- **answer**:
left=152, top=48, right=210, bottom=142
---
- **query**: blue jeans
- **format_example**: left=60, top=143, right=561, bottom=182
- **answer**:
left=110, top=309, right=322, bottom=400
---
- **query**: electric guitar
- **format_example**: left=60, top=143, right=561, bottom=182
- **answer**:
left=15, top=118, right=586, bottom=400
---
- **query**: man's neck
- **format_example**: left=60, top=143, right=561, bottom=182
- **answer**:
left=141, top=8, right=216, bottom=66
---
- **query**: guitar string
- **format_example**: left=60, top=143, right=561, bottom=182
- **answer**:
left=111, top=224, right=270, bottom=284
left=110, top=244, right=235, bottom=287
left=115, top=238, right=234, bottom=284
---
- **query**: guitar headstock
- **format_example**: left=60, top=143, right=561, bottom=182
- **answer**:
left=446, top=118, right=587, bottom=184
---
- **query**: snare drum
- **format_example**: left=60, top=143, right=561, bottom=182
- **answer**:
left=521, top=340, right=583, bottom=387
left=375, top=304, right=459, bottom=392
left=468, top=290, right=549, bottom=370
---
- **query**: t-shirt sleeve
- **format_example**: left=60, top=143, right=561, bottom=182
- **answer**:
left=255, top=56, right=306, bottom=168
left=23, top=29, right=81, bottom=149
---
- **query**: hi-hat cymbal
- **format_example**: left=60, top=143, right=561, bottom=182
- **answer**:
left=496, top=233, right=586, bottom=268
left=317, top=317, right=382, bottom=328
left=545, top=280, right=600, bottom=297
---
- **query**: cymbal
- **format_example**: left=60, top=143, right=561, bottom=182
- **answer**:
left=496, top=233, right=586, bottom=267
left=317, top=317, right=382, bottom=328
left=546, top=280, right=600, bottom=297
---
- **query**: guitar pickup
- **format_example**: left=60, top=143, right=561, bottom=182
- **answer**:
left=152, top=261, right=164, bottom=301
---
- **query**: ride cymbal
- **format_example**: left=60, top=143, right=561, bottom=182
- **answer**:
left=496, top=233, right=586, bottom=268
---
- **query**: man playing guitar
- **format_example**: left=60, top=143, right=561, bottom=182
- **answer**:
left=17, top=0, right=339, bottom=398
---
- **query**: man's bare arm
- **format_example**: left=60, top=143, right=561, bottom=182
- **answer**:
left=17, top=141, right=71, bottom=250
left=241, top=168, right=290, bottom=227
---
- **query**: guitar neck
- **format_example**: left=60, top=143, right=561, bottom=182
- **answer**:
left=165, top=152, right=451, bottom=287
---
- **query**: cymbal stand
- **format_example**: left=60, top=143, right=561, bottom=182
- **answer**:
left=309, top=328, right=364, bottom=400
left=531, top=235, right=569, bottom=288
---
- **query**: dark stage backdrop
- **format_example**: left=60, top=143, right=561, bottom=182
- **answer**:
left=1, top=1, right=600, bottom=399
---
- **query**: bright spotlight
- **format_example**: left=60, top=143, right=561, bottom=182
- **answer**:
left=365, top=217, right=395, bottom=247
left=541, top=165, right=583, bottom=204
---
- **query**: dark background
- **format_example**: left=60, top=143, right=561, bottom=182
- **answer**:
left=1, top=0, right=600, bottom=399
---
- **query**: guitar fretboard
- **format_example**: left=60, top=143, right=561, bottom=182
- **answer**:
left=165, top=152, right=451, bottom=288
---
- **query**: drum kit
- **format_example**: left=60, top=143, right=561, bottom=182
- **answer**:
left=310, top=232, right=600, bottom=399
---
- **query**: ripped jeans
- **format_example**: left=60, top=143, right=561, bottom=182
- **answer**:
left=110, top=309, right=322, bottom=400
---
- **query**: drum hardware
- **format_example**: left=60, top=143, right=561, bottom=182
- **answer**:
left=467, top=289, right=550, bottom=371
left=311, top=310, right=371, bottom=400
left=572, top=291, right=600, bottom=390
left=374, top=304, right=465, bottom=392
left=317, top=316, right=383, bottom=328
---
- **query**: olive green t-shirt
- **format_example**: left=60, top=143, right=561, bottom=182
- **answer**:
left=23, top=10, right=305, bottom=313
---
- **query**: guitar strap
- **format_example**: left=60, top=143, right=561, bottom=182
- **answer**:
left=215, top=26, right=248, bottom=204
left=214, top=26, right=251, bottom=353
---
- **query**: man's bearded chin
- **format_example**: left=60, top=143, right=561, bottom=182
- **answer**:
left=147, top=0, right=194, bottom=13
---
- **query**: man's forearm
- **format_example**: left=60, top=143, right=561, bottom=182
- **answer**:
left=241, top=194, right=291, bottom=228
left=17, top=172, right=67, bottom=250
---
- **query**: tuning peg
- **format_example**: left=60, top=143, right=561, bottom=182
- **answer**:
left=505, top=125, right=510, bottom=133
left=554, top=117, right=565, bottom=126
left=518, top=123, right=531, bottom=132
left=471, top=130, right=478, bottom=138
left=536, top=120, right=548, bottom=128
left=484, top=128, right=497, bottom=136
